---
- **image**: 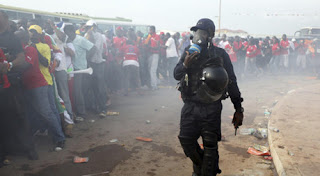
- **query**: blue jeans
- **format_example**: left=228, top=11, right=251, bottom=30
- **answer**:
left=25, top=86, right=65, bottom=143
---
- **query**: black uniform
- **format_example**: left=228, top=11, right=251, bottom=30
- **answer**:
left=174, top=44, right=243, bottom=176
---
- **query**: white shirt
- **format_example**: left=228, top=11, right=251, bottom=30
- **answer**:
left=123, top=60, right=139, bottom=67
left=65, top=43, right=75, bottom=77
left=88, top=31, right=106, bottom=64
left=50, top=33, right=67, bottom=72
left=218, top=40, right=228, bottom=49
left=165, top=37, right=178, bottom=58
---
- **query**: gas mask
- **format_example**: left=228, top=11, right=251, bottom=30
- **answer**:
left=189, top=29, right=210, bottom=54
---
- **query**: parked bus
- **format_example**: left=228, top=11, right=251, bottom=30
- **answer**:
left=0, top=4, right=150, bottom=34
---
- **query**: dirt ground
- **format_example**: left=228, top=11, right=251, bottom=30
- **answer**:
left=0, top=74, right=318, bottom=176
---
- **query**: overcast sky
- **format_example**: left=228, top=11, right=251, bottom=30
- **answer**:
left=1, top=0, right=320, bottom=36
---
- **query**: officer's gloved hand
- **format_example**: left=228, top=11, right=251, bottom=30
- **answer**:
left=232, top=111, right=244, bottom=129
left=183, top=51, right=199, bottom=68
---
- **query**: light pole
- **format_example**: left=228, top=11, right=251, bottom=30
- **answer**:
left=218, top=0, right=221, bottom=37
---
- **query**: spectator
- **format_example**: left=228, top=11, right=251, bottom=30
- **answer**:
left=280, top=34, right=290, bottom=72
left=296, top=39, right=308, bottom=71
left=121, top=33, right=141, bottom=95
left=84, top=20, right=108, bottom=117
left=0, top=11, right=37, bottom=165
left=147, top=26, right=160, bottom=90
left=244, top=37, right=257, bottom=76
left=113, top=27, right=127, bottom=93
left=28, top=25, right=66, bottom=151
left=165, top=32, right=179, bottom=85
left=270, top=36, right=281, bottom=73
left=218, top=34, right=228, bottom=49
left=64, top=25, right=95, bottom=121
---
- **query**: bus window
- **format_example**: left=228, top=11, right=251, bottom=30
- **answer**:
left=311, top=29, right=320, bottom=35
left=62, top=18, right=70, bottom=22
left=41, top=15, right=55, bottom=21
left=17, top=12, right=33, bottom=20
left=300, top=29, right=310, bottom=35
left=54, top=17, right=61, bottom=22
left=4, top=10, right=18, bottom=20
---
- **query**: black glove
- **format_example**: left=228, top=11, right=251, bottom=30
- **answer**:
left=232, top=111, right=244, bottom=129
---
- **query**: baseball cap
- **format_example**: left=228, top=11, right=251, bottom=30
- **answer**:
left=116, top=26, right=123, bottom=31
left=28, top=25, right=43, bottom=34
left=190, top=18, right=215, bottom=32
left=85, top=19, right=97, bottom=26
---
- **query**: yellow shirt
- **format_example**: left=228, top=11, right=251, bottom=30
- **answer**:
left=35, top=43, right=53, bottom=85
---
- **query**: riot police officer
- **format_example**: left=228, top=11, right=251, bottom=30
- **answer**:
left=174, top=18, right=244, bottom=176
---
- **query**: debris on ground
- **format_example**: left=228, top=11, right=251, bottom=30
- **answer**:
left=90, top=120, right=95, bottom=123
left=106, top=111, right=120, bottom=116
left=269, top=127, right=280, bottom=132
left=109, top=139, right=118, bottom=143
left=306, top=77, right=317, bottom=80
left=253, top=128, right=268, bottom=139
left=253, top=144, right=269, bottom=153
left=288, top=150, right=295, bottom=156
left=136, top=137, right=152, bottom=142
left=264, top=109, right=271, bottom=116
left=146, top=120, right=151, bottom=124
left=82, top=171, right=109, bottom=176
left=272, top=100, right=279, bottom=107
left=263, top=156, right=273, bottom=160
left=73, top=156, right=89, bottom=163
left=247, top=147, right=271, bottom=156
left=287, top=89, right=296, bottom=94
left=239, top=128, right=256, bottom=135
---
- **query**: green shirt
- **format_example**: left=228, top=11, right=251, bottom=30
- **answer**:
left=72, top=35, right=94, bottom=70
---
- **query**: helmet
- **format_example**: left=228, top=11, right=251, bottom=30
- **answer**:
left=196, top=66, right=229, bottom=103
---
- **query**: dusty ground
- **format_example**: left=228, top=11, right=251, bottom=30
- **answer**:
left=0, top=74, right=318, bottom=176
left=269, top=82, right=320, bottom=176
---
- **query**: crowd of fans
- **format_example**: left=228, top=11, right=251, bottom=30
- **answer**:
left=215, top=34, right=320, bottom=78
left=0, top=10, right=191, bottom=167
left=1, top=9, right=320, bottom=168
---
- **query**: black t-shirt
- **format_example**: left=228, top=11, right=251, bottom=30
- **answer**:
left=0, top=30, right=23, bottom=61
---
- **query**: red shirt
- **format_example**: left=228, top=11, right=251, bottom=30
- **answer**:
left=160, top=38, right=166, bottom=57
left=280, top=39, right=290, bottom=55
left=149, top=33, right=160, bottom=54
left=121, top=43, right=139, bottom=61
left=272, top=43, right=281, bottom=56
left=225, top=43, right=237, bottom=62
left=22, top=45, right=48, bottom=89
left=233, top=41, right=242, bottom=51
left=113, top=36, right=127, bottom=63
left=255, top=47, right=262, bottom=57
left=246, top=45, right=257, bottom=58
left=0, top=49, right=10, bottom=88
left=242, top=41, right=248, bottom=48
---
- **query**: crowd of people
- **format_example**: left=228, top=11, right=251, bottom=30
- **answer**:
left=0, top=10, right=192, bottom=167
left=214, top=34, right=320, bottom=78
left=1, top=8, right=320, bottom=168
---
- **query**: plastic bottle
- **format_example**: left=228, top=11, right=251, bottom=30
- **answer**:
left=240, top=128, right=256, bottom=135
left=258, top=128, right=268, bottom=138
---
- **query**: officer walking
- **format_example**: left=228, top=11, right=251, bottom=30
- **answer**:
left=174, top=18, right=244, bottom=176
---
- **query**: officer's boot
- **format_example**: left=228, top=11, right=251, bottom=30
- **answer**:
left=201, top=131, right=221, bottom=176
left=179, top=136, right=203, bottom=176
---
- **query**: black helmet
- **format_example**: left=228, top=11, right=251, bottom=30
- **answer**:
left=196, top=66, right=229, bottom=103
